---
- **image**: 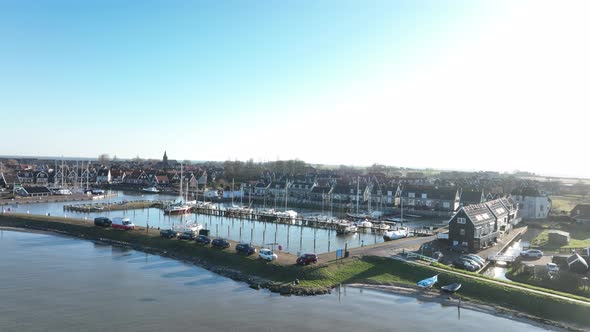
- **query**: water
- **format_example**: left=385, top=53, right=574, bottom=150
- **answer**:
left=0, top=230, right=552, bottom=332
left=483, top=238, right=530, bottom=280
left=1, top=191, right=437, bottom=254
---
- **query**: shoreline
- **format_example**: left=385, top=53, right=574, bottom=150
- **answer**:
left=0, top=226, right=575, bottom=331
left=1, top=216, right=589, bottom=331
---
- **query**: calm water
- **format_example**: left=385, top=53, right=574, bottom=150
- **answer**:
left=1, top=191, right=437, bottom=254
left=0, top=230, right=553, bottom=332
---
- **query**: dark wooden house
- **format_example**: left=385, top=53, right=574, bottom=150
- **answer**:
left=448, top=203, right=498, bottom=252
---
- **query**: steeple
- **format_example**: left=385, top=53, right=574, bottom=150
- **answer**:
left=163, top=151, right=168, bottom=164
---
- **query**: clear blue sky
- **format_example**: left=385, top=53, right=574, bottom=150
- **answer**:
left=2, top=1, right=588, bottom=177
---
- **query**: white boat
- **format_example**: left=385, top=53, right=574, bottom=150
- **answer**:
left=356, top=219, right=373, bottom=228
left=164, top=202, right=191, bottom=214
left=54, top=188, right=72, bottom=195
left=275, top=210, right=298, bottom=219
left=142, top=186, right=160, bottom=193
left=383, top=227, right=409, bottom=241
left=172, top=221, right=202, bottom=233
left=377, top=223, right=390, bottom=230
left=336, top=223, right=358, bottom=235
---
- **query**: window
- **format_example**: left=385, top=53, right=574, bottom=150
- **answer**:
left=443, top=202, right=450, bottom=208
left=460, top=229, right=465, bottom=236
left=408, top=193, right=415, bottom=198
left=408, top=199, right=415, bottom=206
left=421, top=193, right=427, bottom=199
left=457, top=217, right=466, bottom=224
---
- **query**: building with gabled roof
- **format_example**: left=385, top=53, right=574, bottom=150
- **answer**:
left=448, top=202, right=499, bottom=252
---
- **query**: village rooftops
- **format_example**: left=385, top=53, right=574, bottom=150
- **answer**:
left=462, top=203, right=496, bottom=226
left=485, top=199, right=509, bottom=219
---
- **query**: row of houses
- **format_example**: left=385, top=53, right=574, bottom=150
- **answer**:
left=448, top=197, right=519, bottom=251
left=0, top=168, right=209, bottom=188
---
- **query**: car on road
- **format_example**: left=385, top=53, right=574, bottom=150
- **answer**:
left=296, top=253, right=318, bottom=265
left=160, top=229, right=179, bottom=239
left=211, top=238, right=230, bottom=249
left=195, top=235, right=211, bottom=245
left=235, top=243, right=257, bottom=255
left=94, top=217, right=112, bottom=227
left=259, top=249, right=278, bottom=261
left=520, top=249, right=543, bottom=259
left=178, top=231, right=196, bottom=240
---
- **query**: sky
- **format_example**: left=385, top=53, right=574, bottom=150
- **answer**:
left=1, top=0, right=589, bottom=178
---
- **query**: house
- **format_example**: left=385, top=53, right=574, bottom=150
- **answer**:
left=154, top=175, right=170, bottom=185
left=110, top=169, right=126, bottom=184
left=448, top=203, right=499, bottom=252
left=35, top=171, right=49, bottom=185
left=570, top=204, right=590, bottom=223
left=96, top=169, right=111, bottom=184
left=17, top=171, right=35, bottom=184
left=309, top=185, right=333, bottom=203
left=289, top=177, right=317, bottom=200
left=511, top=188, right=551, bottom=219
left=567, top=252, right=588, bottom=274
left=398, top=185, right=459, bottom=211
left=459, top=189, right=485, bottom=207
left=253, top=181, right=270, bottom=196
left=125, top=170, right=150, bottom=185
left=485, top=199, right=510, bottom=233
left=15, top=186, right=52, bottom=197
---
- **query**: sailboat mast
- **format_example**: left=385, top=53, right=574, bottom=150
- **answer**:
left=231, top=179, right=235, bottom=206
left=179, top=163, right=183, bottom=201
left=356, top=176, right=359, bottom=214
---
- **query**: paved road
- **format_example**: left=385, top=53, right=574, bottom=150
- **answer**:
left=318, top=235, right=435, bottom=262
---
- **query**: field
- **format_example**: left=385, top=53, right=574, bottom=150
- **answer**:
left=531, top=228, right=590, bottom=249
left=550, top=195, right=590, bottom=214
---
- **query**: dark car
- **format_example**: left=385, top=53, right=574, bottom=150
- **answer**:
left=464, top=254, right=486, bottom=266
left=235, top=243, right=257, bottom=255
left=195, top=235, right=211, bottom=245
left=296, top=253, right=318, bottom=265
left=453, top=259, right=478, bottom=272
left=211, top=238, right=230, bottom=249
left=94, top=217, right=112, bottom=227
left=160, top=229, right=179, bottom=239
left=178, top=231, right=196, bottom=240
left=459, top=256, right=483, bottom=269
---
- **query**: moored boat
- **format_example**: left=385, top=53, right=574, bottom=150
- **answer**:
left=336, top=223, right=358, bottom=235
left=441, top=283, right=461, bottom=293
left=142, top=186, right=160, bottom=193
left=383, top=227, right=409, bottom=241
left=417, top=275, right=438, bottom=288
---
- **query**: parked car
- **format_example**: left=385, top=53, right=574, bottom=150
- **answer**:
left=211, top=238, right=230, bottom=249
left=160, top=229, right=178, bottom=239
left=178, top=231, right=196, bottom=240
left=259, top=248, right=278, bottom=261
left=195, top=235, right=211, bottom=245
left=520, top=249, right=543, bottom=259
left=235, top=243, right=257, bottom=255
left=94, top=217, right=112, bottom=227
left=453, top=259, right=478, bottom=272
left=296, top=253, right=318, bottom=265
left=465, top=254, right=486, bottom=266
left=547, top=263, right=560, bottom=273
left=460, top=257, right=483, bottom=269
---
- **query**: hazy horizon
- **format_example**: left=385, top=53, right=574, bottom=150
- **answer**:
left=2, top=1, right=588, bottom=178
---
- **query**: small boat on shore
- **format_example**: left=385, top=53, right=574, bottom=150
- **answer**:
left=383, top=227, right=409, bottom=241
left=441, top=283, right=461, bottom=293
left=417, top=275, right=438, bottom=289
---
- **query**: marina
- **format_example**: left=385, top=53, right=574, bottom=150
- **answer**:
left=2, top=191, right=442, bottom=255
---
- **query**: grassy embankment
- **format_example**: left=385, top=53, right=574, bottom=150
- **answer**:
left=2, top=214, right=590, bottom=328
left=531, top=228, right=590, bottom=249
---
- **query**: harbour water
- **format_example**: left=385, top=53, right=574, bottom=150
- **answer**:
left=1, top=191, right=438, bottom=254
left=0, top=230, right=553, bottom=332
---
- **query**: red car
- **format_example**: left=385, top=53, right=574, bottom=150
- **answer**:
left=296, top=253, right=318, bottom=265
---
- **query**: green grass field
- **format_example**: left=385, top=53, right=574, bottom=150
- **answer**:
left=550, top=195, right=590, bottom=214
left=531, top=229, right=590, bottom=249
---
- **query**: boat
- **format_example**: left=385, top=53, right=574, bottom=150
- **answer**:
left=172, top=220, right=202, bottom=233
left=336, top=223, right=358, bottom=235
left=417, top=275, right=438, bottom=288
left=441, top=283, right=462, bottom=293
left=164, top=202, right=191, bottom=214
left=346, top=212, right=370, bottom=219
left=142, top=186, right=160, bottom=193
left=383, top=227, right=409, bottom=241
left=356, top=219, right=373, bottom=229
left=376, top=222, right=390, bottom=231
left=54, top=188, right=72, bottom=195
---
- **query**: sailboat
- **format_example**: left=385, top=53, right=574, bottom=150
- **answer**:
left=164, top=164, right=192, bottom=214
left=417, top=275, right=438, bottom=289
